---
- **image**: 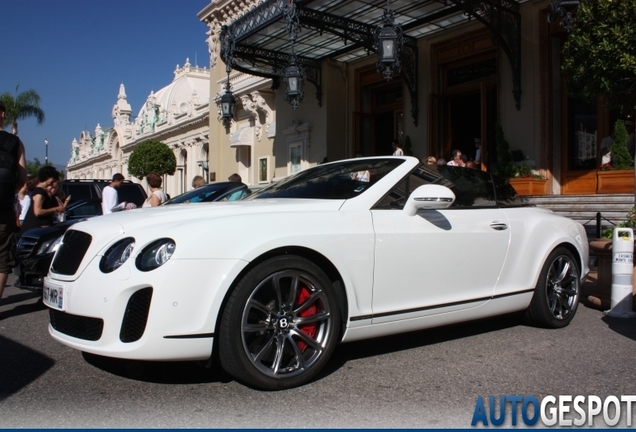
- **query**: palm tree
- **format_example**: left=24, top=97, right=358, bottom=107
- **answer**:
left=0, top=84, right=45, bottom=135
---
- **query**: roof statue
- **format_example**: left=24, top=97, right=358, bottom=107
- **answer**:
left=112, top=83, right=132, bottom=126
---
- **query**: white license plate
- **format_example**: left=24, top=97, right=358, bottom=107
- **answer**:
left=43, top=281, right=64, bottom=310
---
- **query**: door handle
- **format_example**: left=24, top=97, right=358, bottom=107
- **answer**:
left=490, top=221, right=508, bottom=231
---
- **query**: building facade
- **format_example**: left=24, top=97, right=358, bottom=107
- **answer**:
left=66, top=59, right=211, bottom=197
left=197, top=0, right=633, bottom=196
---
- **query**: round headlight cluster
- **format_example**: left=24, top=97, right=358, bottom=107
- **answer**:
left=99, top=238, right=135, bottom=273
left=135, top=238, right=176, bottom=272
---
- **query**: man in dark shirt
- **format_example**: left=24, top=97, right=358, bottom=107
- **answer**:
left=0, top=101, right=27, bottom=308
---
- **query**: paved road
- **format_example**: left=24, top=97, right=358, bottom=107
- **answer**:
left=1, top=273, right=635, bottom=428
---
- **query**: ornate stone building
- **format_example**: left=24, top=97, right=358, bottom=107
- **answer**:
left=66, top=59, right=211, bottom=197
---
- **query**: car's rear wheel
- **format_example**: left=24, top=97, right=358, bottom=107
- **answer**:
left=525, top=247, right=580, bottom=328
left=219, top=255, right=340, bottom=390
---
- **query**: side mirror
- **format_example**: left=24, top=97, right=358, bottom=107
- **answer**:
left=403, top=184, right=455, bottom=216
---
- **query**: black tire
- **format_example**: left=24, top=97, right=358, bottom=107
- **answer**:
left=218, top=255, right=341, bottom=390
left=525, top=247, right=580, bottom=328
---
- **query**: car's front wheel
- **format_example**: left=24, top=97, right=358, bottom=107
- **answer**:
left=525, top=247, right=580, bottom=328
left=219, top=255, right=340, bottom=390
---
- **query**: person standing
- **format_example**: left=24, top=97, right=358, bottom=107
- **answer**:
left=391, top=139, right=404, bottom=156
left=0, top=101, right=27, bottom=306
left=20, top=166, right=68, bottom=233
left=142, top=172, right=168, bottom=207
left=102, top=173, right=126, bottom=214
left=600, top=126, right=615, bottom=167
left=473, top=138, right=482, bottom=164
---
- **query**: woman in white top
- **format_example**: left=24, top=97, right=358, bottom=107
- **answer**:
left=17, top=175, right=36, bottom=226
left=142, top=172, right=168, bottom=207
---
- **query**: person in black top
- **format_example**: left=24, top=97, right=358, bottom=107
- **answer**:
left=0, top=101, right=27, bottom=306
left=20, top=166, right=69, bottom=233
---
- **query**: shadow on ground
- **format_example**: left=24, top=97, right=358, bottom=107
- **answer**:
left=0, top=335, right=55, bottom=401
left=320, top=312, right=524, bottom=381
left=81, top=352, right=233, bottom=385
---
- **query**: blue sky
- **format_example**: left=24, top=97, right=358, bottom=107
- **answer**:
left=2, top=0, right=210, bottom=168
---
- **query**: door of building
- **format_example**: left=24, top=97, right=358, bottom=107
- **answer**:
left=354, top=66, right=404, bottom=157
left=436, top=86, right=497, bottom=168
left=431, top=30, right=498, bottom=169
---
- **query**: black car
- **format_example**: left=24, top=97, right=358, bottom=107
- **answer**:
left=14, top=181, right=250, bottom=289
left=14, top=180, right=147, bottom=290
left=60, top=179, right=147, bottom=207
left=15, top=198, right=104, bottom=288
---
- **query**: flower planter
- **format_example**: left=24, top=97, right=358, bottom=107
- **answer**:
left=588, top=238, right=636, bottom=311
left=508, top=177, right=547, bottom=196
left=597, top=169, right=634, bottom=194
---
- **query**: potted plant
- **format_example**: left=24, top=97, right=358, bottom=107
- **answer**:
left=508, top=162, right=548, bottom=196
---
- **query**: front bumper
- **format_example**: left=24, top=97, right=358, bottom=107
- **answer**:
left=45, top=257, right=247, bottom=361
left=15, top=253, right=54, bottom=290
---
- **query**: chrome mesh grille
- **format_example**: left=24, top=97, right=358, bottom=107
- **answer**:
left=51, top=230, right=92, bottom=275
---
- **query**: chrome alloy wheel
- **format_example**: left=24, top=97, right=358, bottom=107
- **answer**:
left=544, top=254, right=579, bottom=320
left=240, top=269, right=333, bottom=379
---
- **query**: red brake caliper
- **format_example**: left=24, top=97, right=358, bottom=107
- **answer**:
left=296, top=285, right=317, bottom=352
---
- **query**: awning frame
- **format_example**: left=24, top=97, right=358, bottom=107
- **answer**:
left=220, top=0, right=522, bottom=126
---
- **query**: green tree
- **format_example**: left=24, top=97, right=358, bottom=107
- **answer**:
left=127, top=140, right=176, bottom=179
left=26, top=158, right=65, bottom=179
left=0, top=84, right=45, bottom=135
left=562, top=0, right=636, bottom=113
left=608, top=119, right=633, bottom=170
left=27, top=157, right=45, bottom=176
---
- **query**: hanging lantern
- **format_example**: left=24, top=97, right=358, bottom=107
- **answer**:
left=378, top=24, right=398, bottom=63
left=217, top=73, right=236, bottom=129
left=218, top=24, right=237, bottom=128
left=375, top=1, right=403, bottom=81
left=283, top=55, right=306, bottom=109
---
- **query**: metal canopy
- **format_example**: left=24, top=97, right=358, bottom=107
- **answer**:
left=221, top=0, right=522, bottom=124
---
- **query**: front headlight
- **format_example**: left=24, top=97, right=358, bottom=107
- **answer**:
left=136, top=238, right=176, bottom=272
left=36, top=235, right=63, bottom=255
left=99, top=237, right=135, bottom=273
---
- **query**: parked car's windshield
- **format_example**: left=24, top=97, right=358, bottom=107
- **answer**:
left=65, top=199, right=102, bottom=219
left=247, top=158, right=405, bottom=200
left=164, top=182, right=248, bottom=204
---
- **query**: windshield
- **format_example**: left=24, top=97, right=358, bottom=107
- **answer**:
left=247, top=158, right=405, bottom=200
left=164, top=182, right=247, bottom=204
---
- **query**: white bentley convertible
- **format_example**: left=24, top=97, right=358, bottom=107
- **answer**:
left=44, top=156, right=588, bottom=390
